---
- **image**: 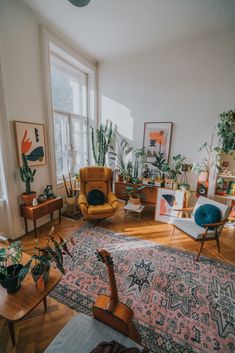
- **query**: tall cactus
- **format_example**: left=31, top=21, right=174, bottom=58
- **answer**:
left=20, top=154, right=36, bottom=194
left=91, top=120, right=113, bottom=166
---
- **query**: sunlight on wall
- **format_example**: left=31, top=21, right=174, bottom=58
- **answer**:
left=101, top=95, right=134, bottom=141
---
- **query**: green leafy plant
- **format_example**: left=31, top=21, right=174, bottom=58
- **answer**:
left=109, top=137, right=133, bottom=176
left=31, top=226, right=73, bottom=277
left=192, top=136, right=221, bottom=175
left=217, top=110, right=235, bottom=153
left=91, top=120, right=113, bottom=166
left=163, top=154, right=186, bottom=181
left=20, top=153, right=36, bottom=194
left=133, top=147, right=145, bottom=179
left=125, top=185, right=146, bottom=199
left=0, top=241, right=31, bottom=281
left=152, top=152, right=168, bottom=178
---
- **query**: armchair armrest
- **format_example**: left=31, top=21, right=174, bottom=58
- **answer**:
left=78, top=193, right=88, bottom=208
left=203, top=219, right=228, bottom=228
left=107, top=192, right=119, bottom=210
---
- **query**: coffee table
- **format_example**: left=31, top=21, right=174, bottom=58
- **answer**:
left=0, top=252, right=61, bottom=346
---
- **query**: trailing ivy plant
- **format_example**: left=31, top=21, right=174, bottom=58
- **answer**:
left=217, top=110, right=235, bottom=153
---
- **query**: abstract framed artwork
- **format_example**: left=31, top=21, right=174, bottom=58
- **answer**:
left=155, top=188, right=185, bottom=223
left=143, top=122, right=173, bottom=163
left=15, top=121, right=47, bottom=167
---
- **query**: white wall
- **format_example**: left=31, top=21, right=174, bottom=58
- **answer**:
left=0, top=0, right=96, bottom=238
left=99, top=32, right=235, bottom=189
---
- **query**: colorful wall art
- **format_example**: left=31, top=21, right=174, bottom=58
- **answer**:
left=143, top=122, right=173, bottom=163
left=15, top=121, right=47, bottom=167
left=155, top=188, right=185, bottom=223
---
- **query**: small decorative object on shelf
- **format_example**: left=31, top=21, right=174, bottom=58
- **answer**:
left=44, top=185, right=56, bottom=199
left=0, top=241, right=31, bottom=293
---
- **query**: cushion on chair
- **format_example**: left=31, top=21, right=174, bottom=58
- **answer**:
left=88, top=203, right=113, bottom=215
left=194, top=204, right=221, bottom=229
left=172, top=218, right=215, bottom=240
left=87, top=189, right=106, bottom=205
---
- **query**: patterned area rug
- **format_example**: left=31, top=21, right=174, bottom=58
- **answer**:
left=50, top=225, right=235, bottom=353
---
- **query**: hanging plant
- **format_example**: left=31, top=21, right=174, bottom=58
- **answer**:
left=217, top=110, right=235, bottom=153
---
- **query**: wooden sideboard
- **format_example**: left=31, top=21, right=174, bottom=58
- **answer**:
left=115, top=182, right=158, bottom=207
left=20, top=197, right=63, bottom=237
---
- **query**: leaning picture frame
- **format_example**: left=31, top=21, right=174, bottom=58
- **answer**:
left=155, top=188, right=185, bottom=223
left=15, top=121, right=47, bottom=167
left=143, top=122, right=173, bottom=163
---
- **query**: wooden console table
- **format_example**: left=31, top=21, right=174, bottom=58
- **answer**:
left=20, top=197, right=63, bottom=237
left=115, top=181, right=158, bottom=207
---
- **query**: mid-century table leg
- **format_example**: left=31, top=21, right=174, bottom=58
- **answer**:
left=7, top=321, right=15, bottom=346
left=50, top=213, right=53, bottom=221
left=43, top=297, right=47, bottom=312
left=24, top=218, right=28, bottom=234
left=33, top=219, right=37, bottom=238
left=59, top=208, right=61, bottom=224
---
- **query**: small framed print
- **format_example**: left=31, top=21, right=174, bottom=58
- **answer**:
left=15, top=121, right=47, bottom=167
left=155, top=188, right=185, bottom=223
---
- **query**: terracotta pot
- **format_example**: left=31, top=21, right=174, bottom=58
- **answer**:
left=22, top=192, right=37, bottom=206
left=129, top=195, right=141, bottom=205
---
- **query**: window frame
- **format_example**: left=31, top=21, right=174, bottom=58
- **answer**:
left=40, top=27, right=97, bottom=190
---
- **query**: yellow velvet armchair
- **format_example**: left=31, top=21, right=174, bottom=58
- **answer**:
left=78, top=167, right=119, bottom=220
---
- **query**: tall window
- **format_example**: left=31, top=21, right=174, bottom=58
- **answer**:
left=50, top=53, right=89, bottom=183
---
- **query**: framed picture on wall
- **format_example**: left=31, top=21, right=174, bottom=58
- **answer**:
left=155, top=188, right=185, bottom=223
left=15, top=121, right=47, bottom=167
left=143, top=122, right=173, bottom=163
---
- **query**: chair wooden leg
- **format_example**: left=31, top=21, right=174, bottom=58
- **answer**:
left=196, top=240, right=205, bottom=261
left=216, top=237, right=220, bottom=253
left=170, top=226, right=176, bottom=240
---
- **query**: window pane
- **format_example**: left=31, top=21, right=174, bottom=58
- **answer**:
left=71, top=117, right=88, bottom=175
left=53, top=113, right=71, bottom=183
left=51, top=55, right=87, bottom=117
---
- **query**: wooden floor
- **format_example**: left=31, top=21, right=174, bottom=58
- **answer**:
left=1, top=203, right=234, bottom=353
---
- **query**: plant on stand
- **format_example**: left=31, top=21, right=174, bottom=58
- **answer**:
left=91, top=120, right=114, bottom=166
left=31, top=226, right=73, bottom=287
left=152, top=152, right=168, bottom=183
left=20, top=130, right=36, bottom=205
left=0, top=241, right=31, bottom=293
left=125, top=185, right=146, bottom=208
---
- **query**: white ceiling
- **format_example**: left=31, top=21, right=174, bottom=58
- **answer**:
left=18, top=0, right=235, bottom=61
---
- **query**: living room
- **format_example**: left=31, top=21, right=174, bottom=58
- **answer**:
left=0, top=0, right=235, bottom=352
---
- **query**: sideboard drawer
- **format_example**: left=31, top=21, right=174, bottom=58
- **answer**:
left=33, top=205, right=50, bottom=219
left=49, top=198, right=63, bottom=213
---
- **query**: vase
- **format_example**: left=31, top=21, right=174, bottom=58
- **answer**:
left=0, top=264, right=23, bottom=294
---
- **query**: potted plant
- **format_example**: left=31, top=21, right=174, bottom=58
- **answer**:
left=109, top=137, right=133, bottom=182
left=152, top=152, right=168, bottom=185
left=163, top=154, right=186, bottom=188
left=91, top=120, right=114, bottom=166
left=125, top=185, right=146, bottom=208
left=192, top=136, right=221, bottom=181
left=132, top=147, right=145, bottom=183
left=0, top=241, right=31, bottom=293
left=20, top=130, right=36, bottom=205
left=217, top=110, right=235, bottom=153
left=31, top=226, right=73, bottom=286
